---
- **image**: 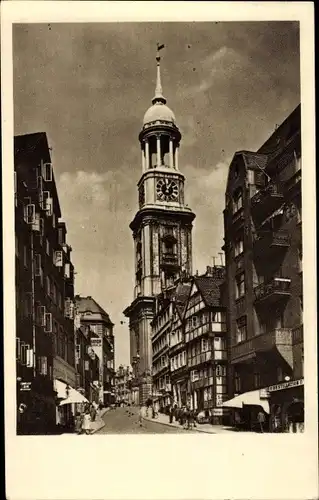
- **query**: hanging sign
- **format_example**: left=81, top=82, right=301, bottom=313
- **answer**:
left=20, top=382, right=32, bottom=391
left=268, top=379, right=304, bottom=392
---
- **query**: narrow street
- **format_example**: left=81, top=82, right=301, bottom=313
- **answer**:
left=97, top=407, right=187, bottom=434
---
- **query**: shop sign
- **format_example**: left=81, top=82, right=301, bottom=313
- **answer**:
left=268, top=379, right=304, bottom=393
left=212, top=408, right=224, bottom=416
left=20, top=382, right=32, bottom=391
left=259, top=388, right=270, bottom=398
left=91, top=338, right=102, bottom=347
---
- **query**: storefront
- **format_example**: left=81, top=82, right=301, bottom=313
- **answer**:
left=54, top=379, right=89, bottom=432
left=268, top=378, right=304, bottom=433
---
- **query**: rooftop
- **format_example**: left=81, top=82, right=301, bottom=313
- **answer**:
left=75, top=295, right=114, bottom=325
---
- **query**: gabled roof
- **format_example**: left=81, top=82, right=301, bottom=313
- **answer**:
left=14, top=132, right=51, bottom=163
left=239, top=151, right=268, bottom=171
left=14, top=132, right=62, bottom=218
left=75, top=296, right=114, bottom=325
left=174, top=281, right=192, bottom=318
left=193, top=268, right=225, bottom=308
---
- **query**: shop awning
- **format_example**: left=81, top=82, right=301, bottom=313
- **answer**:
left=59, top=387, right=88, bottom=405
left=221, top=390, right=270, bottom=414
left=55, top=379, right=88, bottom=406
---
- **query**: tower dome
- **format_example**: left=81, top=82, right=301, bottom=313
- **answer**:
left=143, top=102, right=176, bottom=126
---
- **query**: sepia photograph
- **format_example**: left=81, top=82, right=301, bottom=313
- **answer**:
left=13, top=19, right=303, bottom=436
left=2, top=2, right=317, bottom=500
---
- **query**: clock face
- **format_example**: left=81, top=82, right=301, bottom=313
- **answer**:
left=156, top=178, right=179, bottom=202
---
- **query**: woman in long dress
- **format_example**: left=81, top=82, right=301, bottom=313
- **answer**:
left=82, top=410, right=92, bottom=435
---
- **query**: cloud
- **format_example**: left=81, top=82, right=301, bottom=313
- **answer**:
left=184, top=159, right=230, bottom=274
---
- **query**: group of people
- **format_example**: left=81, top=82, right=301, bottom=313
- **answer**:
left=144, top=403, right=198, bottom=430
left=74, top=402, right=99, bottom=435
left=170, top=405, right=198, bottom=430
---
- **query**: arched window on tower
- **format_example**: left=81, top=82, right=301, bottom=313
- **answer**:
left=162, top=230, right=177, bottom=255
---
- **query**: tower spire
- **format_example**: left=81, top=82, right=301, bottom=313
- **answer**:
left=152, top=43, right=166, bottom=105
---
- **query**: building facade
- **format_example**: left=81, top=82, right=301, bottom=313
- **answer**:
left=124, top=52, right=195, bottom=404
left=223, top=104, right=303, bottom=431
left=114, top=365, right=132, bottom=405
left=184, top=267, right=228, bottom=424
left=15, top=132, right=76, bottom=434
left=75, top=296, right=115, bottom=406
left=151, top=288, right=174, bottom=410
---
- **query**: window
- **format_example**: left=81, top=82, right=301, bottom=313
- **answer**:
left=233, top=189, right=243, bottom=214
left=236, top=317, right=247, bottom=343
left=216, top=365, right=226, bottom=377
left=23, top=245, right=28, bottom=268
left=254, top=371, right=261, bottom=388
left=43, top=162, right=53, bottom=182
left=58, top=227, right=65, bottom=246
left=192, top=316, right=197, bottom=327
left=37, top=356, right=48, bottom=376
left=277, top=366, right=284, bottom=382
left=34, top=254, right=41, bottom=276
left=52, top=282, right=57, bottom=303
left=191, top=370, right=199, bottom=382
left=53, top=321, right=58, bottom=355
left=44, top=312, right=53, bottom=333
left=235, top=273, right=245, bottom=299
left=15, top=236, right=19, bottom=257
left=25, top=204, right=36, bottom=224
left=46, top=276, right=51, bottom=296
left=234, top=239, right=244, bottom=257
left=202, top=338, right=208, bottom=352
left=39, top=218, right=44, bottom=244
left=46, top=238, right=50, bottom=256
left=234, top=372, right=241, bottom=392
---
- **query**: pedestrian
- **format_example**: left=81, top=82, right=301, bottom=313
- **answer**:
left=82, top=409, right=92, bottom=435
left=188, top=409, right=195, bottom=430
left=183, top=407, right=189, bottom=430
left=74, top=412, right=83, bottom=435
left=169, top=405, right=173, bottom=423
left=90, top=404, right=97, bottom=423
left=257, top=410, right=266, bottom=433
left=138, top=405, right=143, bottom=427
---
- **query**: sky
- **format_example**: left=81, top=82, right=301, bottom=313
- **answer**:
left=13, top=21, right=300, bottom=367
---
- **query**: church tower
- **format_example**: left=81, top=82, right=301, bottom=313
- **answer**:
left=124, top=49, right=195, bottom=404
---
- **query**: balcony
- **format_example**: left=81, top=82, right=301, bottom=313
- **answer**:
left=285, top=169, right=301, bottom=197
left=253, top=230, right=290, bottom=259
left=235, top=296, right=246, bottom=317
left=191, top=376, right=214, bottom=390
left=189, top=351, right=212, bottom=367
left=232, top=208, right=244, bottom=228
left=254, top=277, right=291, bottom=306
left=160, top=252, right=179, bottom=269
left=231, top=328, right=293, bottom=367
left=292, top=324, right=303, bottom=345
left=251, top=183, right=284, bottom=222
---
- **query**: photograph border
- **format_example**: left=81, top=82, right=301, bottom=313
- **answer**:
left=2, top=2, right=317, bottom=500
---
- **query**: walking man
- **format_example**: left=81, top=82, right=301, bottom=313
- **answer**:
left=257, top=410, right=266, bottom=433
left=138, top=405, right=143, bottom=427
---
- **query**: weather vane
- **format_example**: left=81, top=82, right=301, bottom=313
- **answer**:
left=156, top=42, right=165, bottom=62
